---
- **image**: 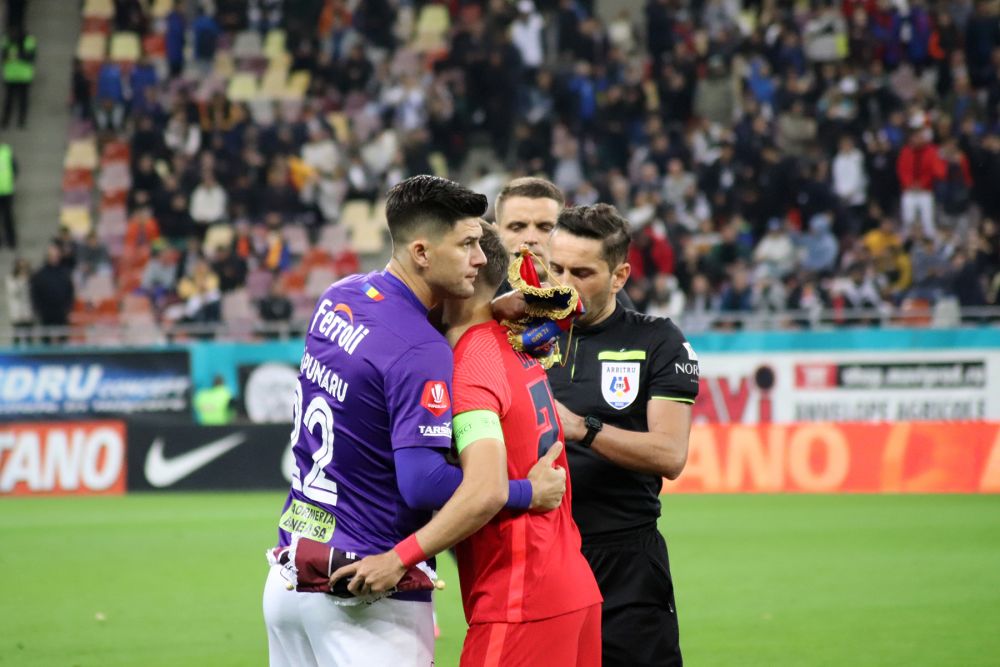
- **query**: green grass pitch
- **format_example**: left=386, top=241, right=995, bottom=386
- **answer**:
left=1, top=493, right=998, bottom=666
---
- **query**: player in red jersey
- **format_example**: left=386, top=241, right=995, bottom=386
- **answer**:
left=442, top=222, right=603, bottom=667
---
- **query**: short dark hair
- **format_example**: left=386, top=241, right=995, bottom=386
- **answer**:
left=555, top=204, right=631, bottom=268
left=477, top=220, right=509, bottom=290
left=385, top=175, right=488, bottom=243
left=495, top=177, right=565, bottom=220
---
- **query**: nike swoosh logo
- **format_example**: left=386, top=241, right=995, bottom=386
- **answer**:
left=144, top=433, right=247, bottom=488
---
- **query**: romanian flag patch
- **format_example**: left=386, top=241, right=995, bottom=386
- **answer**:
left=363, top=283, right=384, bottom=301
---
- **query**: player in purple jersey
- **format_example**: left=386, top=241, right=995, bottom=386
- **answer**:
left=263, top=176, right=566, bottom=667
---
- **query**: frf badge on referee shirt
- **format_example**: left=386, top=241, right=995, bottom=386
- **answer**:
left=601, top=362, right=640, bottom=410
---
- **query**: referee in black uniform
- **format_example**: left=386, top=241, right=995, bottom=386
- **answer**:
left=545, top=204, right=699, bottom=667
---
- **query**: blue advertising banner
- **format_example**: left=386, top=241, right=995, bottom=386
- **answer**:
left=0, top=351, right=191, bottom=420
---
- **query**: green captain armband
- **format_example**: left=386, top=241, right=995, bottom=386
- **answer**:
left=453, top=410, right=504, bottom=454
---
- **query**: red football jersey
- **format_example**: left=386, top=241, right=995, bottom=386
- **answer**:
left=452, top=321, right=602, bottom=624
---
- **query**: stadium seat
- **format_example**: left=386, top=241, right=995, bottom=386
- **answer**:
left=932, top=297, right=962, bottom=328
left=263, top=30, right=287, bottom=60
left=142, top=33, right=166, bottom=59
left=283, top=225, right=310, bottom=256
left=101, top=141, right=131, bottom=165
left=259, top=67, right=288, bottom=99
left=203, top=224, right=235, bottom=255
left=280, top=267, right=308, bottom=293
left=212, top=51, right=236, bottom=80
left=82, top=0, right=114, bottom=19
left=285, top=71, right=310, bottom=99
left=349, top=221, right=387, bottom=255
left=150, top=0, right=173, bottom=19
left=98, top=163, right=132, bottom=193
left=247, top=98, right=276, bottom=125
left=100, top=188, right=127, bottom=205
left=81, top=273, right=116, bottom=304
left=301, top=247, right=335, bottom=270
left=110, top=32, right=141, bottom=62
left=429, top=152, right=448, bottom=178
left=414, top=4, right=450, bottom=51
left=81, top=17, right=111, bottom=35
left=69, top=118, right=96, bottom=141
left=60, top=206, right=93, bottom=237
left=63, top=168, right=95, bottom=192
left=246, top=269, right=274, bottom=300
left=326, top=112, right=351, bottom=144
left=339, top=200, right=372, bottom=230
left=333, top=250, right=360, bottom=277
left=122, top=293, right=153, bottom=314
left=77, top=32, right=107, bottom=61
left=227, top=73, right=259, bottom=102
left=640, top=80, right=659, bottom=112
left=64, top=139, right=99, bottom=171
left=222, top=289, right=255, bottom=320
left=370, top=198, right=388, bottom=229
left=123, top=311, right=163, bottom=345
left=896, top=298, right=932, bottom=327
left=292, top=292, right=316, bottom=320
left=317, top=222, right=350, bottom=255
left=62, top=188, right=92, bottom=209
left=305, top=267, right=338, bottom=298
left=233, top=31, right=264, bottom=61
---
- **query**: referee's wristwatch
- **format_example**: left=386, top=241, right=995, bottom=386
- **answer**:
left=580, top=415, right=603, bottom=448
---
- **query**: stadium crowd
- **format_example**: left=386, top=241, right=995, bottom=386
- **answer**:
left=7, top=0, right=1000, bottom=341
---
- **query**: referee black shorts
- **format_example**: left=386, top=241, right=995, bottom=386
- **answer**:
left=581, top=524, right=681, bottom=667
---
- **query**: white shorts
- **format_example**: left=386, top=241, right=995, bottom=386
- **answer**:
left=262, top=565, right=435, bottom=667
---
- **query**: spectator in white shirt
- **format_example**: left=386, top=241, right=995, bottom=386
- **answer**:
left=832, top=135, right=868, bottom=234
left=754, top=218, right=798, bottom=279
left=511, top=1, right=545, bottom=75
left=164, top=110, right=202, bottom=158
left=190, top=170, right=228, bottom=229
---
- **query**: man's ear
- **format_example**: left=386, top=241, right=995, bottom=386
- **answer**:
left=409, top=238, right=431, bottom=269
left=610, top=262, right=631, bottom=294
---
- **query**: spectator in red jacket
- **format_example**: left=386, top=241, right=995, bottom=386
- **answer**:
left=897, top=127, right=944, bottom=238
left=626, top=221, right=675, bottom=311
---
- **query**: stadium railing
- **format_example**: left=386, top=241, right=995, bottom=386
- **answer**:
left=2, top=306, right=999, bottom=347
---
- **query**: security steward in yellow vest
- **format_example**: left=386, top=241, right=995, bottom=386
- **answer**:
left=2, top=28, right=36, bottom=129
left=0, top=142, right=16, bottom=248
left=195, top=375, right=236, bottom=425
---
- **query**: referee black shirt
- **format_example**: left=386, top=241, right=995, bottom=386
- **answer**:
left=547, top=303, right=699, bottom=538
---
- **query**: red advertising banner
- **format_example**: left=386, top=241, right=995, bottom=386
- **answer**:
left=665, top=422, right=1000, bottom=494
left=0, top=421, right=127, bottom=496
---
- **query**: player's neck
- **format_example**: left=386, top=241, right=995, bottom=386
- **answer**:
left=386, top=258, right=438, bottom=311
left=442, top=296, right=493, bottom=348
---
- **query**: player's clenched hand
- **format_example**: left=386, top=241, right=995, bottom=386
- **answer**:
left=329, top=550, right=407, bottom=596
left=527, top=441, right=567, bottom=511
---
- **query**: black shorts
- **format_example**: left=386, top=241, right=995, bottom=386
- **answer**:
left=581, top=524, right=681, bottom=667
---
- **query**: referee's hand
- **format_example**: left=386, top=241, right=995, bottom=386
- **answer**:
left=527, top=442, right=567, bottom=511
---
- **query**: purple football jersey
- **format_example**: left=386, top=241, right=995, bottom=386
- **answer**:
left=276, top=271, right=454, bottom=557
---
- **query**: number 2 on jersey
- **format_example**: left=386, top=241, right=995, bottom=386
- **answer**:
left=528, top=378, right=560, bottom=458
left=289, top=381, right=339, bottom=505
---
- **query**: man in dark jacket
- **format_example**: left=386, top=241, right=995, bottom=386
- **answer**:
left=31, top=243, right=75, bottom=342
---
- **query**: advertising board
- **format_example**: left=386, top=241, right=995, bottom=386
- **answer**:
left=0, top=351, right=191, bottom=419
left=0, top=421, right=127, bottom=495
